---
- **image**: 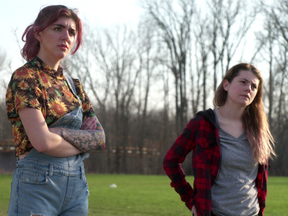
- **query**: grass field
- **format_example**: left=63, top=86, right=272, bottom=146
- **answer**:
left=0, top=174, right=287, bottom=216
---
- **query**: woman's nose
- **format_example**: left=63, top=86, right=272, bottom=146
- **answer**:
left=245, top=85, right=252, bottom=92
left=61, top=31, right=70, bottom=41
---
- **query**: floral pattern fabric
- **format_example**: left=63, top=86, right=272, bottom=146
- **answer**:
left=6, top=57, right=96, bottom=156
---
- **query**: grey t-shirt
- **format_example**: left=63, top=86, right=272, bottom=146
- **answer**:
left=211, top=109, right=259, bottom=216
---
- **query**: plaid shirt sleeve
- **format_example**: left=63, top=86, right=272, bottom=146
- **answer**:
left=163, top=115, right=203, bottom=209
left=163, top=111, right=221, bottom=216
left=256, top=162, right=268, bottom=216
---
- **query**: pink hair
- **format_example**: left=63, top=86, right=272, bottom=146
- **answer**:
left=21, top=5, right=82, bottom=61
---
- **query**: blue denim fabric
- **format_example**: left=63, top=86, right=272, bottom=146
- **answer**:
left=8, top=98, right=90, bottom=215
left=8, top=157, right=89, bottom=216
left=49, top=106, right=83, bottom=130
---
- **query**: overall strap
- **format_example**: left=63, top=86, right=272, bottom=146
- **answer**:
left=64, top=73, right=82, bottom=106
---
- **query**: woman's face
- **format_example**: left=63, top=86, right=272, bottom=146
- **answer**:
left=36, top=16, right=76, bottom=63
left=223, top=70, right=260, bottom=107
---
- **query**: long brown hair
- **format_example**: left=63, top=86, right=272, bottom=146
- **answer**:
left=21, top=5, right=83, bottom=61
left=213, top=63, right=276, bottom=164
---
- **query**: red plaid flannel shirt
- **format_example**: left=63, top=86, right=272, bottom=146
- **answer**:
left=163, top=109, right=268, bottom=216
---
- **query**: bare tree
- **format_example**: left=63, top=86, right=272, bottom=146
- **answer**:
left=141, top=0, right=195, bottom=134
left=70, top=25, right=143, bottom=173
left=0, top=50, right=12, bottom=141
left=193, top=11, right=211, bottom=111
left=134, top=23, right=159, bottom=173
left=257, top=0, right=288, bottom=175
left=207, top=0, right=228, bottom=91
left=0, top=50, right=10, bottom=93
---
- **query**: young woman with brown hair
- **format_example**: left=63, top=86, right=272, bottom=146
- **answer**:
left=163, top=63, right=276, bottom=216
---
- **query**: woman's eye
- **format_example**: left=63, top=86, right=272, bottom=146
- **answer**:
left=69, top=30, right=76, bottom=36
left=54, top=27, right=61, bottom=31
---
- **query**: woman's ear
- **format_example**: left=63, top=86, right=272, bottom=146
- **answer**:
left=223, top=79, right=229, bottom=91
left=34, top=27, right=42, bottom=42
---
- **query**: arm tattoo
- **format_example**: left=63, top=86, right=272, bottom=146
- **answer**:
left=60, top=128, right=106, bottom=152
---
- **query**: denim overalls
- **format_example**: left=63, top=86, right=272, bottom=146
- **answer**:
left=8, top=74, right=89, bottom=216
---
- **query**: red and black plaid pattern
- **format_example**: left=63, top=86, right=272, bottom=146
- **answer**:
left=163, top=109, right=268, bottom=216
left=256, top=162, right=268, bottom=216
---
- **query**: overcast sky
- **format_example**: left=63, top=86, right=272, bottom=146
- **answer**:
left=0, top=0, right=142, bottom=97
left=0, top=0, right=142, bottom=70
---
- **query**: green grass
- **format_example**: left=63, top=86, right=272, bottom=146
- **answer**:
left=86, top=174, right=194, bottom=216
left=0, top=175, right=11, bottom=216
left=265, top=177, right=288, bottom=216
left=0, top=174, right=287, bottom=216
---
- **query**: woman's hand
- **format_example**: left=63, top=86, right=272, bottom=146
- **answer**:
left=80, top=117, right=97, bottom=130
left=19, top=108, right=82, bottom=157
left=59, top=115, right=105, bottom=152
left=48, top=116, right=105, bottom=152
left=191, top=206, right=198, bottom=216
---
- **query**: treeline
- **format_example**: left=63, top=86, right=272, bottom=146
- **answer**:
left=0, top=0, right=288, bottom=175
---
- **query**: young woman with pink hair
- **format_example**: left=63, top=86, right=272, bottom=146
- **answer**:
left=6, top=5, right=105, bottom=215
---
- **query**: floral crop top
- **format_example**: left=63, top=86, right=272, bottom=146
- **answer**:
left=6, top=57, right=96, bottom=156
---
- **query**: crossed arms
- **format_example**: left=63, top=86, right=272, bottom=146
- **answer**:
left=19, top=108, right=105, bottom=157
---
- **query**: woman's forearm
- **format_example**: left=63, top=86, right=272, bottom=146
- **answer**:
left=42, top=134, right=83, bottom=157
left=48, top=116, right=106, bottom=153
left=60, top=128, right=106, bottom=152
